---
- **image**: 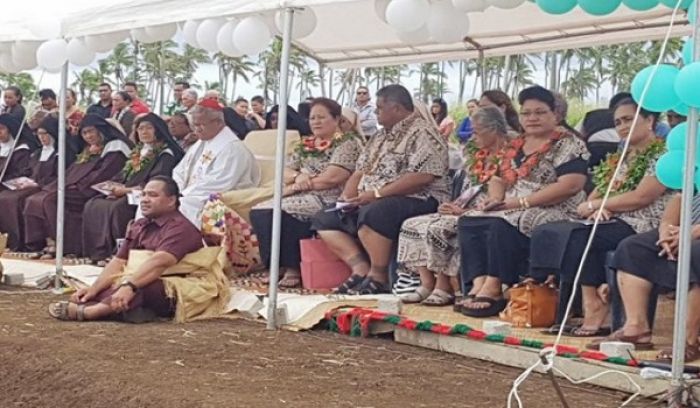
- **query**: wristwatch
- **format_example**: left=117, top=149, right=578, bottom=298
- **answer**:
left=119, top=279, right=138, bottom=293
left=373, top=188, right=383, bottom=199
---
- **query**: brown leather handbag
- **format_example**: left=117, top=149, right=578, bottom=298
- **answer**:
left=499, top=281, right=558, bottom=328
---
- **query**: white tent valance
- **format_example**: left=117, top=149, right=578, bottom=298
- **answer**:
left=55, top=0, right=692, bottom=68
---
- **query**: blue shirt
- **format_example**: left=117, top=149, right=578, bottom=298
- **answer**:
left=457, top=117, right=473, bottom=143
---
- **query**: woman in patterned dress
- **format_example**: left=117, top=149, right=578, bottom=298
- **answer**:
left=457, top=86, right=590, bottom=318
left=249, top=98, right=364, bottom=288
left=529, top=98, right=671, bottom=336
left=396, top=106, right=508, bottom=306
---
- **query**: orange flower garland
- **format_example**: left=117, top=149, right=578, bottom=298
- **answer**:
left=464, top=140, right=504, bottom=185
left=499, top=130, right=565, bottom=185
left=294, top=131, right=354, bottom=159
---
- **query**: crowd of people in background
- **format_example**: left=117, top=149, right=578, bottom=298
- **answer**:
left=2, top=77, right=699, bottom=362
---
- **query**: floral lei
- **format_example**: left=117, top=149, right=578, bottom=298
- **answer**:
left=463, top=140, right=503, bottom=184
left=294, top=131, right=354, bottom=159
left=122, top=143, right=165, bottom=180
left=500, top=129, right=565, bottom=186
left=75, top=146, right=103, bottom=164
left=592, top=138, right=665, bottom=195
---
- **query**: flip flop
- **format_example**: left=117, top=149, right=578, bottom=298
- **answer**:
left=562, top=326, right=612, bottom=338
left=421, top=289, right=455, bottom=307
left=453, top=294, right=476, bottom=313
left=279, top=272, right=302, bottom=288
left=586, top=330, right=654, bottom=351
left=540, top=324, right=579, bottom=335
left=656, top=343, right=700, bottom=363
left=461, top=296, right=507, bottom=318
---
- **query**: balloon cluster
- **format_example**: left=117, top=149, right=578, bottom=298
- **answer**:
left=379, top=0, right=528, bottom=45
left=0, top=8, right=319, bottom=73
left=536, top=0, right=693, bottom=15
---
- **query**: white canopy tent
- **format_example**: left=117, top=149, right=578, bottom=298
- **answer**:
left=47, top=1, right=693, bottom=68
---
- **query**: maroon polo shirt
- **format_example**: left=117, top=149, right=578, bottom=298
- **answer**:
left=116, top=209, right=203, bottom=262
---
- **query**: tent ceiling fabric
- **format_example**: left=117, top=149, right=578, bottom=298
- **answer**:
left=4, top=0, right=692, bottom=68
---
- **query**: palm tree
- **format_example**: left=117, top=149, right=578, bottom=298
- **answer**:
left=71, top=69, right=102, bottom=104
left=99, top=42, right=133, bottom=89
left=563, top=67, right=597, bottom=101
left=0, top=73, right=36, bottom=99
left=178, top=45, right=210, bottom=80
left=297, top=67, right=319, bottom=100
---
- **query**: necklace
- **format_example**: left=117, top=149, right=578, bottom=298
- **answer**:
left=500, top=129, right=565, bottom=185
left=592, top=138, right=665, bottom=195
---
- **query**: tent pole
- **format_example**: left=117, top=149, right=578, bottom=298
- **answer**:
left=266, top=6, right=295, bottom=330
left=669, top=0, right=700, bottom=396
left=53, top=62, right=69, bottom=290
left=478, top=49, right=486, bottom=94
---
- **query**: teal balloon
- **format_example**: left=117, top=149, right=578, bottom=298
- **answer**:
left=622, top=0, right=659, bottom=10
left=631, top=64, right=681, bottom=112
left=683, top=38, right=694, bottom=65
left=666, top=122, right=690, bottom=151
left=536, top=0, right=577, bottom=13
left=660, top=0, right=693, bottom=8
left=578, top=0, right=622, bottom=15
left=656, top=150, right=686, bottom=189
left=675, top=62, right=700, bottom=108
left=674, top=102, right=690, bottom=116
left=695, top=167, right=700, bottom=191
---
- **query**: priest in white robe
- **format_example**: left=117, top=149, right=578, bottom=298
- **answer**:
left=172, top=99, right=261, bottom=228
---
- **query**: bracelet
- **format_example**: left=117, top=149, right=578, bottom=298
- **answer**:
left=519, top=197, right=531, bottom=209
left=587, top=201, right=594, bottom=211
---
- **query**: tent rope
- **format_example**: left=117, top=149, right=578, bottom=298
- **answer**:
left=507, top=1, right=686, bottom=407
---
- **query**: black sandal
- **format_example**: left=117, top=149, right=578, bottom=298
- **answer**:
left=453, top=294, right=476, bottom=313
left=334, top=274, right=366, bottom=294
left=460, top=297, right=507, bottom=318
left=348, top=277, right=389, bottom=295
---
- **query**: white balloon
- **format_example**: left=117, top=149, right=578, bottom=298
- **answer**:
left=274, top=8, right=318, bottom=39
left=217, top=20, right=243, bottom=57
left=397, top=26, right=431, bottom=45
left=130, top=27, right=152, bottom=43
left=375, top=0, right=392, bottom=22
left=36, top=39, right=68, bottom=71
left=233, top=16, right=271, bottom=56
left=452, top=0, right=489, bottom=12
left=487, top=0, right=525, bottom=9
left=182, top=20, right=201, bottom=47
left=67, top=38, right=95, bottom=66
left=11, top=41, right=39, bottom=70
left=196, top=18, right=225, bottom=52
left=145, top=23, right=177, bottom=42
left=0, top=54, right=20, bottom=73
left=85, top=31, right=127, bottom=53
left=428, top=1, right=471, bottom=43
left=386, top=0, right=431, bottom=33
left=28, top=18, right=62, bottom=40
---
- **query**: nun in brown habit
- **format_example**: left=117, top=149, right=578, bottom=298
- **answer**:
left=0, top=116, right=58, bottom=250
left=0, top=113, right=34, bottom=183
left=82, top=113, right=184, bottom=263
left=23, top=114, right=133, bottom=257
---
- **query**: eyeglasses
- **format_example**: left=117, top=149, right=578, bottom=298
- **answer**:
left=519, top=110, right=551, bottom=118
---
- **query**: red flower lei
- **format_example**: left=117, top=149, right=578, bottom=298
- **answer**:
left=499, top=129, right=565, bottom=186
left=464, top=140, right=504, bottom=184
left=294, top=132, right=354, bottom=159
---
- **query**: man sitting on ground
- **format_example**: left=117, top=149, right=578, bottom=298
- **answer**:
left=48, top=176, right=204, bottom=322
left=311, top=84, right=449, bottom=295
left=172, top=98, right=261, bottom=227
